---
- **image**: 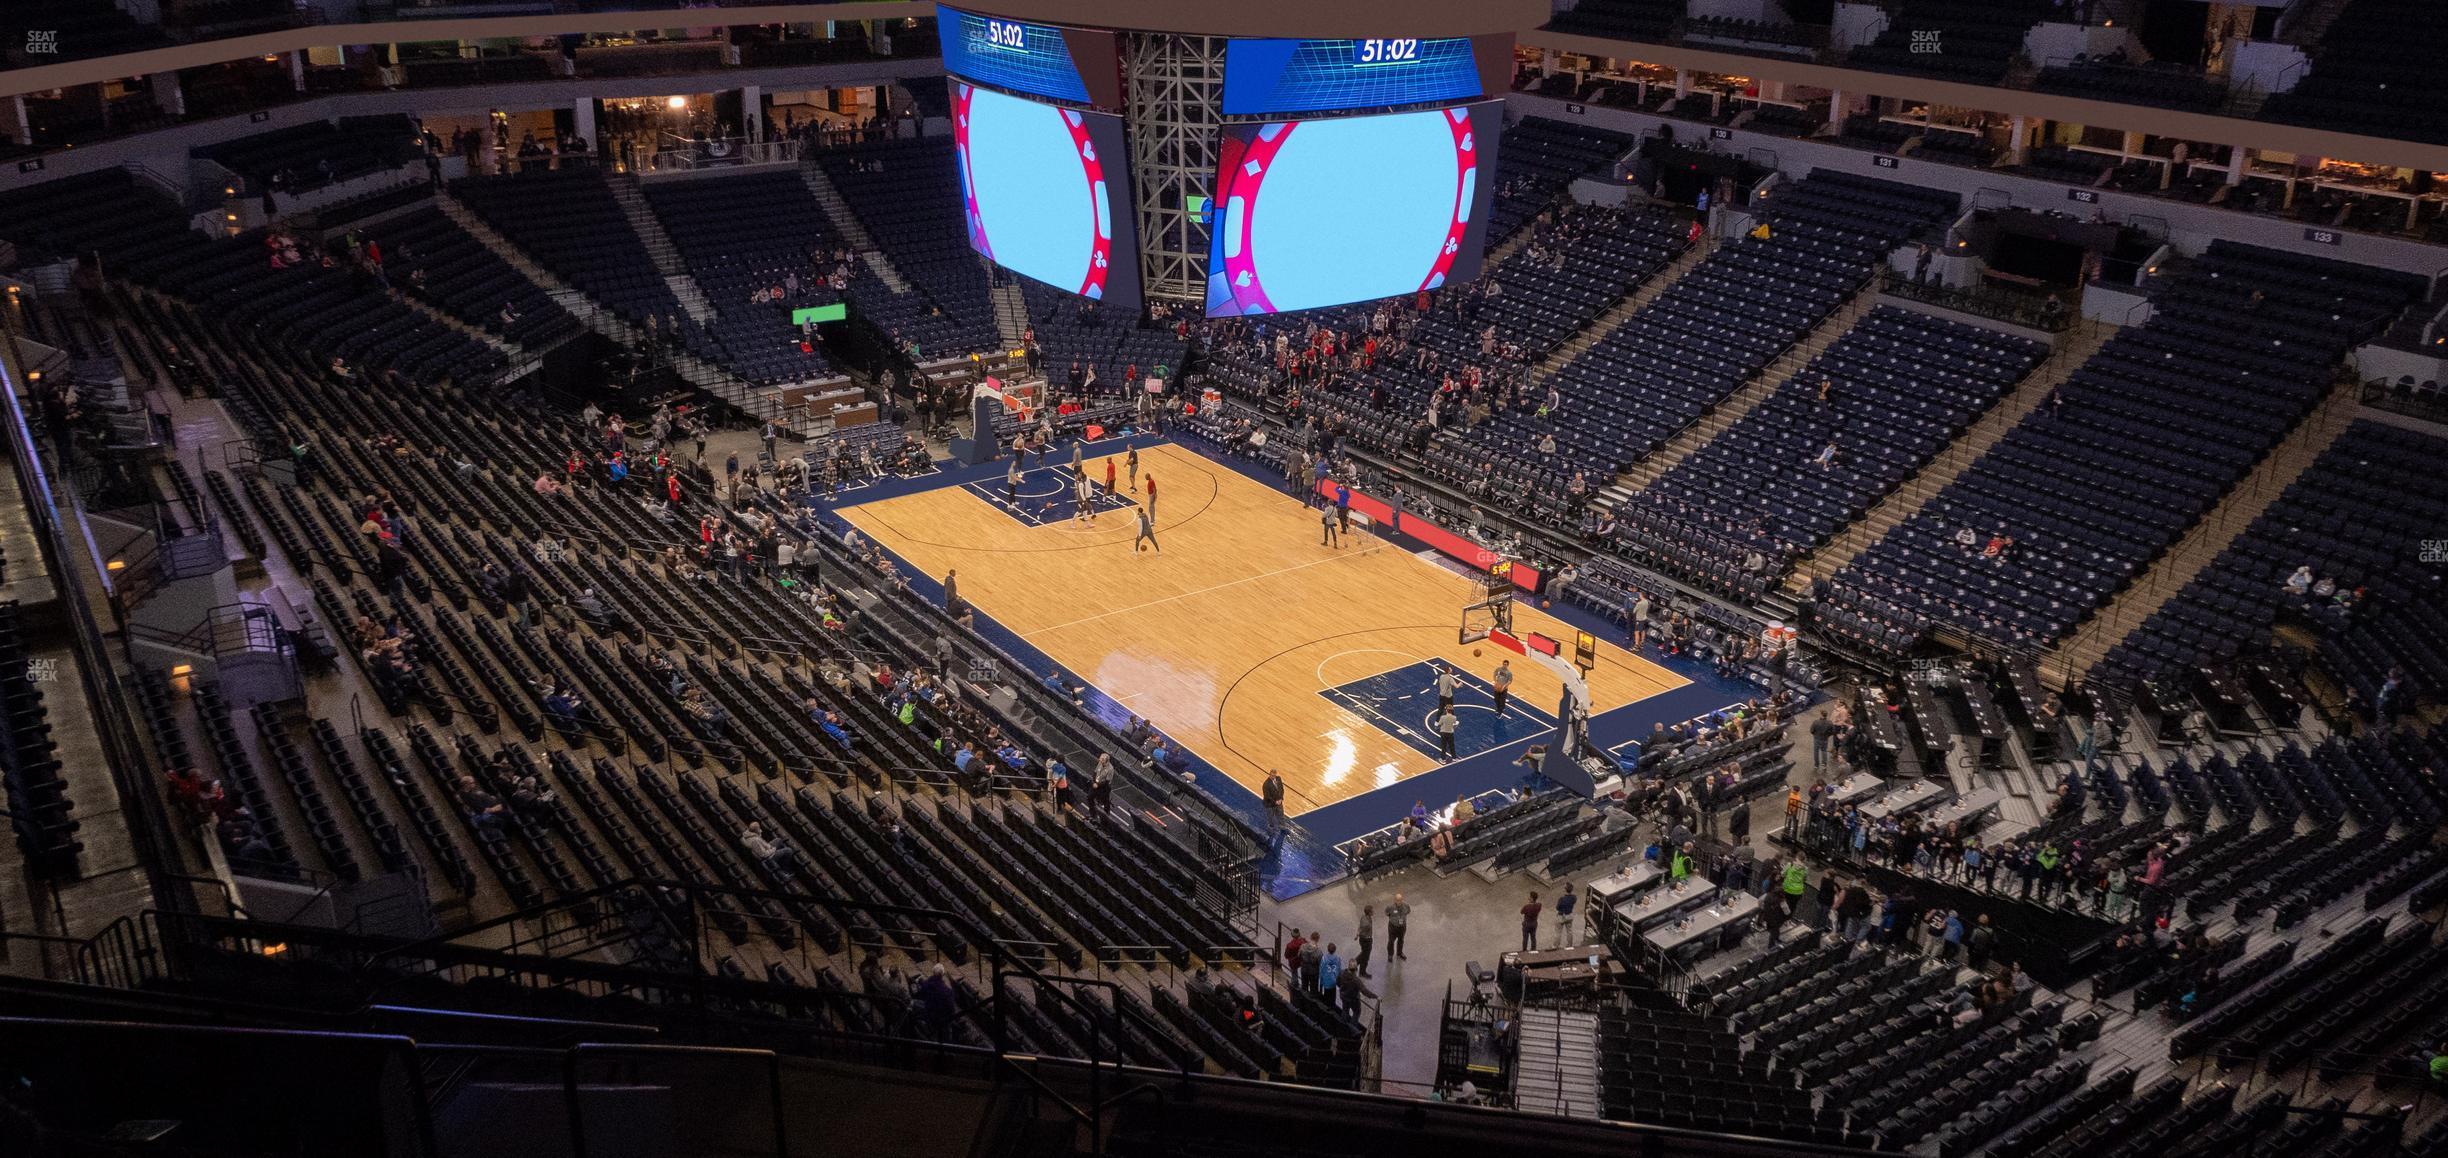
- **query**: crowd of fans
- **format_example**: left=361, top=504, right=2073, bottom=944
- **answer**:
left=1194, top=200, right=1654, bottom=456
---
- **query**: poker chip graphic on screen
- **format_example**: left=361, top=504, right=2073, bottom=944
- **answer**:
left=1207, top=103, right=1493, bottom=318
left=953, top=81, right=1118, bottom=300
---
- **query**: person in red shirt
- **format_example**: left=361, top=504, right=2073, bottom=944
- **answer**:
left=1103, top=456, right=1117, bottom=497
left=1143, top=473, right=1157, bottom=519
left=1519, top=892, right=1543, bottom=952
left=667, top=473, right=683, bottom=507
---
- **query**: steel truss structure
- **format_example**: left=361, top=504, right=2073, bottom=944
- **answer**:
left=1121, top=32, right=1227, bottom=305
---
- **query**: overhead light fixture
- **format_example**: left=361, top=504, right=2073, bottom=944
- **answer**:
left=667, top=95, right=687, bottom=109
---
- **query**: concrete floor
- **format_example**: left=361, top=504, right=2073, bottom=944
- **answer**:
left=0, top=408, right=154, bottom=963
left=1266, top=723, right=1823, bottom=1093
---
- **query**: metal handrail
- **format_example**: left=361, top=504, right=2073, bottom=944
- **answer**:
left=1880, top=270, right=2077, bottom=332
left=0, top=291, right=198, bottom=918
left=332, top=874, right=1200, bottom=1127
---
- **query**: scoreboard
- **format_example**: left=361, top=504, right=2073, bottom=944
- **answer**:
left=1221, top=36, right=1491, bottom=115
left=938, top=4, right=1123, bottom=109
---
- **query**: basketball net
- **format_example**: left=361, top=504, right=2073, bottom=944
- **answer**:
left=980, top=376, right=1042, bottom=428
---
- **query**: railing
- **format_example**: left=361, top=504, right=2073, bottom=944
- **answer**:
left=125, top=598, right=284, bottom=659
left=125, top=160, right=193, bottom=207
left=646, top=137, right=806, bottom=172
left=1879, top=269, right=2077, bottom=332
left=0, top=283, right=198, bottom=921
left=2036, top=54, right=2231, bottom=108
left=193, top=155, right=247, bottom=203
left=2422, top=295, right=2448, bottom=347
left=2044, top=371, right=2356, bottom=684
left=221, top=434, right=272, bottom=473
left=17, top=887, right=2031, bottom=1158
left=1674, top=15, right=1832, bottom=55
left=2362, top=376, right=2448, bottom=425
left=0, top=910, right=165, bottom=989
left=337, top=876, right=1201, bottom=1125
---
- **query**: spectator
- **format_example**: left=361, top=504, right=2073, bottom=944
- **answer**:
left=458, top=775, right=506, bottom=829
left=913, top=964, right=958, bottom=1041
left=741, top=821, right=796, bottom=874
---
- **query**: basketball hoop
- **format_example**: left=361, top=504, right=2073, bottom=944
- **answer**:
left=978, top=375, right=1043, bottom=429
left=1460, top=590, right=1514, bottom=644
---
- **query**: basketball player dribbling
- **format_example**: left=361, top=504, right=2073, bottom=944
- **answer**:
left=1134, top=504, right=1159, bottom=554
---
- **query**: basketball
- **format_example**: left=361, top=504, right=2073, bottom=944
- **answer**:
left=1472, top=648, right=1482, bottom=657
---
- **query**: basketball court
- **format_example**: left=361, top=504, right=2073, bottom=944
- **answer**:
left=839, top=441, right=1688, bottom=817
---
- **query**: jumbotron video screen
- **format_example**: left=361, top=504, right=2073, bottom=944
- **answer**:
left=951, top=80, right=1144, bottom=310
left=1206, top=101, right=1504, bottom=317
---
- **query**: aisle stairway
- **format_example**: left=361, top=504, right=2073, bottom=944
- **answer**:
left=1786, top=317, right=2122, bottom=592
left=1612, top=274, right=1885, bottom=496
left=606, top=173, right=685, bottom=277
left=1515, top=1006, right=1603, bottom=1120
left=432, top=189, right=791, bottom=426
left=606, top=173, right=714, bottom=324
left=989, top=278, right=1028, bottom=349
left=2043, top=373, right=2365, bottom=686
left=797, top=160, right=913, bottom=293
left=1529, top=238, right=1713, bottom=391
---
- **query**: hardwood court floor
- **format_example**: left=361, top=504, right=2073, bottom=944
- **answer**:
left=840, top=443, right=1687, bottom=815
